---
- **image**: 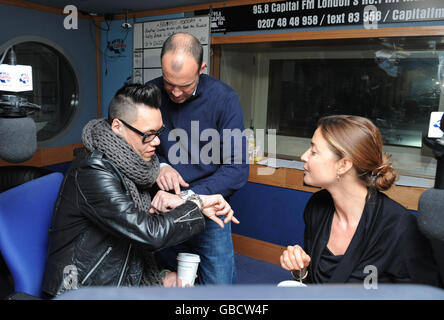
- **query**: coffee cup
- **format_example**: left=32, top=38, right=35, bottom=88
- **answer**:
left=177, top=253, right=200, bottom=287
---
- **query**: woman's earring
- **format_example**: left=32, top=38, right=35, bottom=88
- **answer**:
left=336, top=173, right=340, bottom=182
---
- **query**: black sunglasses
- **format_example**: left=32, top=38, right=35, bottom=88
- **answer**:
left=119, top=119, right=165, bottom=143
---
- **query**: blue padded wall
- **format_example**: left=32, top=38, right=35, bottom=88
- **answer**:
left=230, top=182, right=419, bottom=249
left=230, top=182, right=313, bottom=248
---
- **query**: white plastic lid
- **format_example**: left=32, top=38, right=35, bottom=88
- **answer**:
left=177, top=252, right=200, bottom=263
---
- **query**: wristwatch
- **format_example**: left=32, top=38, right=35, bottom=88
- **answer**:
left=180, top=190, right=203, bottom=209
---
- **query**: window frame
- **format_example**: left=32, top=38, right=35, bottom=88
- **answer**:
left=0, top=35, right=81, bottom=147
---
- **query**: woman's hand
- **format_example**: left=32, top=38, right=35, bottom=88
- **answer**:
left=199, top=194, right=240, bottom=228
left=280, top=244, right=311, bottom=271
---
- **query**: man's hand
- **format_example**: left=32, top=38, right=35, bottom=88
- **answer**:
left=199, top=194, right=240, bottom=228
left=162, top=271, right=195, bottom=287
left=156, top=165, right=189, bottom=195
left=150, top=190, right=185, bottom=213
left=162, top=271, right=178, bottom=287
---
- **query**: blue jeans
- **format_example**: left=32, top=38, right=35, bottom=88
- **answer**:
left=157, top=217, right=236, bottom=284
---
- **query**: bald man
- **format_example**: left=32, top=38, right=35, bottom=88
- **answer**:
left=146, top=33, right=249, bottom=284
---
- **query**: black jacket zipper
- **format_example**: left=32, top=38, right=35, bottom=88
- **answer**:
left=81, top=246, right=112, bottom=285
left=117, top=244, right=132, bottom=287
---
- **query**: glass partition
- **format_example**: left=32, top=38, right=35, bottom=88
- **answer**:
left=220, top=37, right=444, bottom=179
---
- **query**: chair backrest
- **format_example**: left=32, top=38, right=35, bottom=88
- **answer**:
left=0, top=165, right=53, bottom=193
left=0, top=172, right=64, bottom=298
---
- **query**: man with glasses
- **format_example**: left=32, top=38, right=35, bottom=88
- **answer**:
left=42, top=83, right=238, bottom=298
left=119, top=119, right=165, bottom=144
left=146, top=33, right=249, bottom=285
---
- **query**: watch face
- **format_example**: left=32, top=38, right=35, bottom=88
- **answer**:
left=180, top=190, right=190, bottom=199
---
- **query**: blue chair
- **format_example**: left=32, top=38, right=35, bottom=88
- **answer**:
left=0, top=172, right=64, bottom=298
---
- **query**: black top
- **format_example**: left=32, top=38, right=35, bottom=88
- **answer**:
left=317, top=246, right=343, bottom=283
left=303, top=189, right=442, bottom=287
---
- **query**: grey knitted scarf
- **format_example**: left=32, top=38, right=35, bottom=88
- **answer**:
left=82, top=118, right=163, bottom=286
left=82, top=118, right=159, bottom=212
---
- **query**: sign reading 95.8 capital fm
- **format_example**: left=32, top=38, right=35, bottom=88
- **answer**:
left=195, top=0, right=444, bottom=33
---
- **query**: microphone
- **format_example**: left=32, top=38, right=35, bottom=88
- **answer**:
left=0, top=116, right=37, bottom=163
left=419, top=112, right=444, bottom=238
left=417, top=188, right=444, bottom=241
left=0, top=47, right=40, bottom=163
left=0, top=95, right=40, bottom=163
left=418, top=112, right=444, bottom=286
left=423, top=112, right=444, bottom=189
left=418, top=188, right=444, bottom=287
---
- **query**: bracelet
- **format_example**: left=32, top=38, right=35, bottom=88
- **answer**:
left=291, top=268, right=308, bottom=281
left=159, top=269, right=171, bottom=279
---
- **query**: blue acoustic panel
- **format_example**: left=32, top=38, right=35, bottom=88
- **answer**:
left=235, top=253, right=290, bottom=284
left=230, top=182, right=313, bottom=248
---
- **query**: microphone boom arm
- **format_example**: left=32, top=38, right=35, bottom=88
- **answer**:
left=0, top=94, right=41, bottom=117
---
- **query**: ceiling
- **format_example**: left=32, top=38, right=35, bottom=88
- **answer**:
left=25, top=0, right=229, bottom=15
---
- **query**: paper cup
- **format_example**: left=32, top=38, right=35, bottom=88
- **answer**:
left=177, top=253, right=200, bottom=287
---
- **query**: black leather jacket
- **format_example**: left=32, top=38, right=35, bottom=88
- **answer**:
left=42, top=150, right=205, bottom=297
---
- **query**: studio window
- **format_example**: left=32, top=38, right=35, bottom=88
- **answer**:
left=220, top=37, right=444, bottom=180
left=1, top=41, right=79, bottom=142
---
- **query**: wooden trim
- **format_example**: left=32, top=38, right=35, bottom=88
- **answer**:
left=0, top=143, right=83, bottom=167
left=382, top=184, right=427, bottom=211
left=212, top=25, right=444, bottom=45
left=0, top=0, right=90, bottom=18
left=232, top=233, right=285, bottom=266
left=249, top=164, right=320, bottom=193
left=95, top=20, right=102, bottom=118
left=248, top=164, right=426, bottom=211
left=210, top=45, right=221, bottom=79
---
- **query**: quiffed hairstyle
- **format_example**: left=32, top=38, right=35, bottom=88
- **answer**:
left=108, top=83, right=161, bottom=124
left=160, top=32, right=203, bottom=69
left=318, top=115, right=399, bottom=191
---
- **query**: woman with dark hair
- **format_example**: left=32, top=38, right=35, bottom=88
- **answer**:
left=280, top=115, right=441, bottom=286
